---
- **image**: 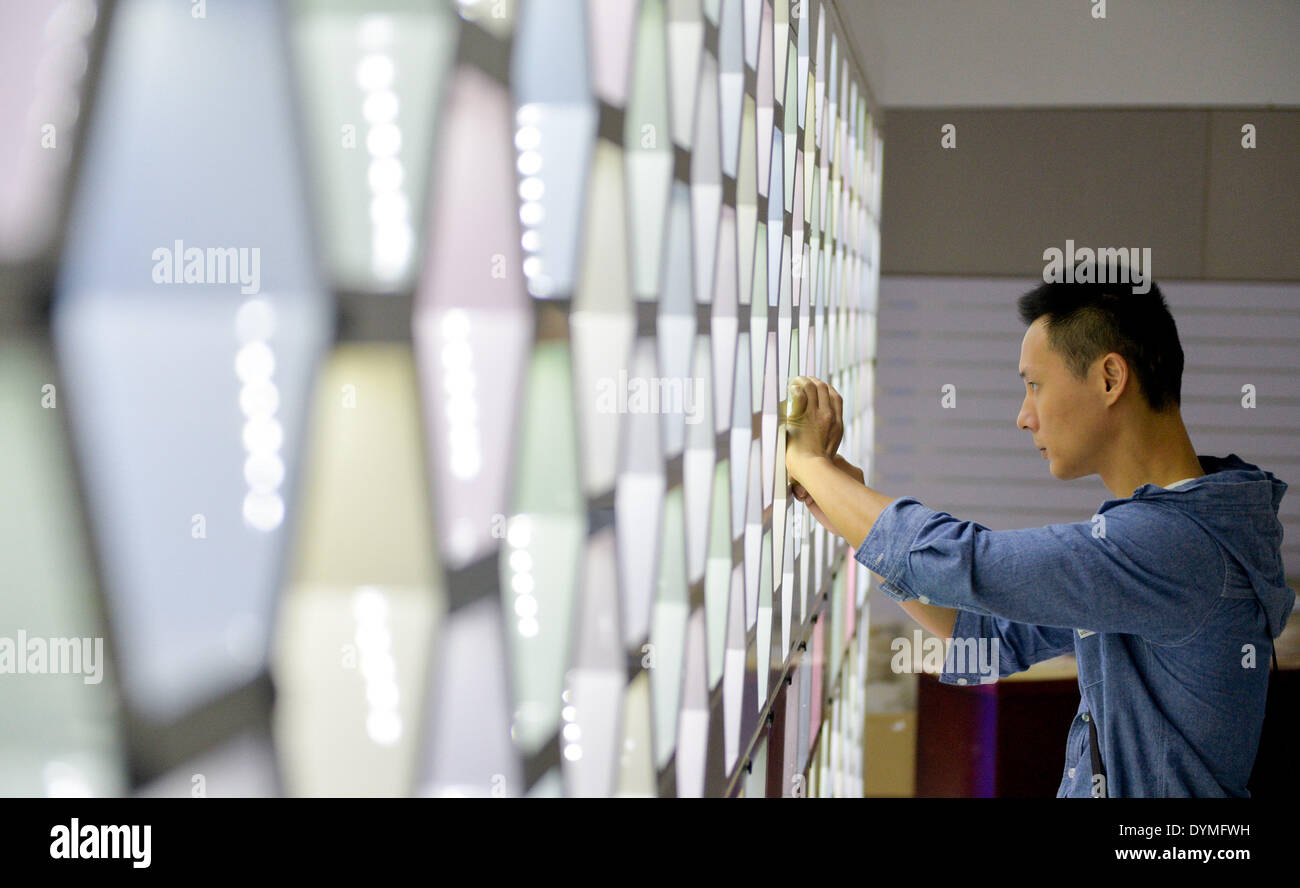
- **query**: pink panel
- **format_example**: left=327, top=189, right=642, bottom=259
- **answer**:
left=586, top=0, right=638, bottom=105
left=0, top=0, right=89, bottom=263
left=415, top=64, right=533, bottom=570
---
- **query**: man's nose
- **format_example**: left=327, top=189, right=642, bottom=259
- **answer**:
left=1017, top=400, right=1035, bottom=431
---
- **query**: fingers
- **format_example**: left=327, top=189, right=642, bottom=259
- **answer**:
left=790, top=375, right=847, bottom=458
left=806, top=377, right=843, bottom=456
left=791, top=376, right=820, bottom=415
left=827, top=385, right=843, bottom=453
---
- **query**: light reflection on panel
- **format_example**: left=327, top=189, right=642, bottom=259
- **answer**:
left=418, top=595, right=519, bottom=796
left=0, top=0, right=96, bottom=266
left=809, top=611, right=825, bottom=760
left=792, top=151, right=805, bottom=306
left=585, top=0, right=638, bottom=106
left=53, top=0, right=327, bottom=725
left=650, top=487, right=689, bottom=769
left=777, top=236, right=792, bottom=393
left=742, top=735, right=767, bottom=797
left=571, top=140, right=636, bottom=497
left=690, top=52, right=721, bottom=306
left=615, top=671, right=656, bottom=796
left=717, top=0, right=744, bottom=179
left=755, top=0, right=773, bottom=198
left=564, top=528, right=623, bottom=797
left=704, top=461, right=731, bottom=690
left=766, top=127, right=784, bottom=305
left=749, top=226, right=767, bottom=410
left=676, top=607, right=709, bottom=797
left=712, top=206, right=739, bottom=434
left=755, top=528, right=773, bottom=706
left=743, top=0, right=760, bottom=68
left=657, top=181, right=696, bottom=457
left=665, top=0, right=702, bottom=149
left=771, top=418, right=788, bottom=588
left=760, top=330, right=778, bottom=507
left=512, top=0, right=595, bottom=298
left=737, top=94, right=758, bottom=306
left=729, top=332, right=752, bottom=539
left=138, top=730, right=276, bottom=797
left=780, top=499, right=797, bottom=656
left=773, top=0, right=788, bottom=80
left=615, top=337, right=665, bottom=648
left=275, top=345, right=441, bottom=796
left=826, top=32, right=839, bottom=162
left=289, top=0, right=456, bottom=293
left=455, top=0, right=515, bottom=37
left=0, top=337, right=125, bottom=797
left=682, top=335, right=715, bottom=584
left=803, top=114, right=817, bottom=222
left=796, top=0, right=810, bottom=128
left=779, top=671, right=800, bottom=796
left=782, top=36, right=798, bottom=212
left=814, top=6, right=825, bottom=144
left=722, top=564, right=746, bottom=772
left=798, top=475, right=813, bottom=619
left=502, top=340, right=586, bottom=756
left=743, top=437, right=762, bottom=630
left=796, top=650, right=811, bottom=768
left=815, top=721, right=830, bottom=797
left=625, top=0, right=672, bottom=302
left=526, top=766, right=564, bottom=797
left=415, top=63, right=531, bottom=570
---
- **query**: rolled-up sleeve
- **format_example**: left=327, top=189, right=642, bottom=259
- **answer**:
left=853, top=496, right=1223, bottom=643
left=938, top=609, right=1076, bottom=685
left=853, top=497, right=932, bottom=601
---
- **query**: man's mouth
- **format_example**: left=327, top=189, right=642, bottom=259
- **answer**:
left=1038, top=447, right=1047, bottom=458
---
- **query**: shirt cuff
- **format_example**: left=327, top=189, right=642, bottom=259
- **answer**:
left=938, top=609, right=1000, bottom=686
left=853, top=496, right=932, bottom=602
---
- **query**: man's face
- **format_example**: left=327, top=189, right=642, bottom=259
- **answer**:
left=1016, top=317, right=1109, bottom=480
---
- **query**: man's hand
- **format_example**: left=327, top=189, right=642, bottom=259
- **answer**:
left=793, top=455, right=864, bottom=534
left=784, top=375, right=843, bottom=481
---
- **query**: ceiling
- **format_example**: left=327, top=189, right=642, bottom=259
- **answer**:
left=832, top=0, right=1300, bottom=108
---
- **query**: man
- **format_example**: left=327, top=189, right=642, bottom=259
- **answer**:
left=784, top=279, right=1295, bottom=797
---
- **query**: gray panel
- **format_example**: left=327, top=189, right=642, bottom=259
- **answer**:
left=1206, top=110, right=1300, bottom=280
left=880, top=110, right=1209, bottom=278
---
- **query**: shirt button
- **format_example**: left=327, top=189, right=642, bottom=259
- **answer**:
left=1068, top=768, right=1076, bottom=778
left=1082, top=713, right=1090, bottom=722
left=918, top=595, right=930, bottom=604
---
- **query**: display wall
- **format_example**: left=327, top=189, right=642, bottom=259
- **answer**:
left=1, top=0, right=882, bottom=797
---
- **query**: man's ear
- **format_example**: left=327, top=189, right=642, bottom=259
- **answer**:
left=1101, top=353, right=1127, bottom=400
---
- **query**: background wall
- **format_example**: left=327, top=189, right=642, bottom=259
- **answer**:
left=880, top=109, right=1300, bottom=281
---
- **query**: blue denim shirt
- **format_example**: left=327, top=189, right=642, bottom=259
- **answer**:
left=855, top=454, right=1295, bottom=797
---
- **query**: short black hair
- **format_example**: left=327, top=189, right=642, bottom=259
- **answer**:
left=1016, top=281, right=1183, bottom=412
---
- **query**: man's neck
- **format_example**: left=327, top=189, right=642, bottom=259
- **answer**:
left=1098, top=411, right=1204, bottom=498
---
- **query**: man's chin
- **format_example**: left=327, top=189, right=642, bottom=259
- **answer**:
left=1048, top=458, right=1085, bottom=481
